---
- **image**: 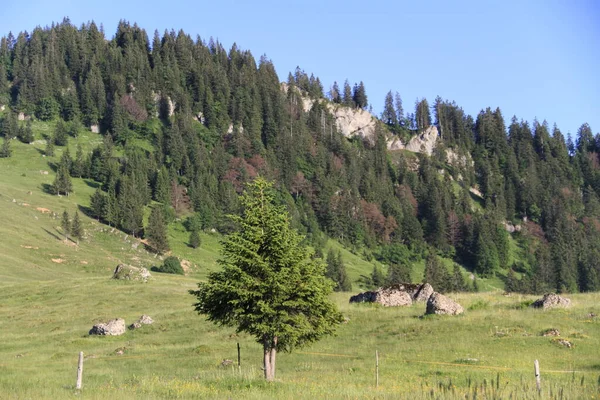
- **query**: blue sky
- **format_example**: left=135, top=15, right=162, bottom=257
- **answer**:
left=2, top=0, right=598, bottom=136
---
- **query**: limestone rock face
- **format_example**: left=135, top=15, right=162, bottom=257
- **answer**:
left=531, top=293, right=571, bottom=309
left=112, top=264, right=151, bottom=282
left=425, top=292, right=464, bottom=315
left=387, top=126, right=439, bottom=155
left=89, top=318, right=126, bottom=336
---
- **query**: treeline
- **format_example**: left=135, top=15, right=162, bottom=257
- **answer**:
left=0, top=19, right=599, bottom=293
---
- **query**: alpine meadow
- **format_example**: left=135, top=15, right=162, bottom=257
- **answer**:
left=0, top=17, right=599, bottom=399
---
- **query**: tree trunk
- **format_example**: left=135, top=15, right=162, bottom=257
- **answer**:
left=263, top=336, right=277, bottom=381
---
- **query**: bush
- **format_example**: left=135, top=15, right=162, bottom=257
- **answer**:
left=154, top=256, right=183, bottom=275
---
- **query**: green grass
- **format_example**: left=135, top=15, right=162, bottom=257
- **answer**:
left=1, top=129, right=600, bottom=398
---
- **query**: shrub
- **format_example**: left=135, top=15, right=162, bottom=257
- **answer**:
left=155, top=256, right=183, bottom=275
left=189, top=230, right=201, bottom=249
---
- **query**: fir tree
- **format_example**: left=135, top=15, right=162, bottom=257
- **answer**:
left=386, top=263, right=410, bottom=285
left=53, top=150, right=73, bottom=196
left=382, top=91, right=398, bottom=126
left=0, top=136, right=11, bottom=158
left=146, top=206, right=170, bottom=254
left=90, top=187, right=106, bottom=221
left=18, top=119, right=34, bottom=143
left=394, top=92, right=404, bottom=126
left=190, top=178, right=343, bottom=381
left=53, top=119, right=68, bottom=146
left=61, top=210, right=70, bottom=241
left=189, top=229, right=201, bottom=249
left=45, top=138, right=55, bottom=156
left=371, top=264, right=385, bottom=288
left=325, top=249, right=351, bottom=292
left=71, top=210, right=83, bottom=244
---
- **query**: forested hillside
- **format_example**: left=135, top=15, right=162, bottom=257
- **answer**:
left=1, top=18, right=599, bottom=293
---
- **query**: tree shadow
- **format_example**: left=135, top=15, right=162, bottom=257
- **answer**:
left=41, top=183, right=55, bottom=195
left=42, top=227, right=62, bottom=241
left=77, top=204, right=95, bottom=219
left=34, top=147, right=46, bottom=156
left=84, top=179, right=101, bottom=189
left=47, top=161, right=58, bottom=173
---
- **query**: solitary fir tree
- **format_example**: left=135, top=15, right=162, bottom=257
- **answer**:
left=191, top=178, right=343, bottom=381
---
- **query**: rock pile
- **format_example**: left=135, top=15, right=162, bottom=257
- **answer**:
left=530, top=293, right=571, bottom=309
left=349, top=283, right=434, bottom=307
left=89, top=318, right=126, bottom=336
left=129, top=315, right=154, bottom=330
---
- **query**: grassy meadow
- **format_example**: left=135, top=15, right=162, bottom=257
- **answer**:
left=1, top=124, right=600, bottom=399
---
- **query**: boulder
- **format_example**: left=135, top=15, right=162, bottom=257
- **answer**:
left=129, top=314, right=154, bottom=330
left=112, top=264, right=151, bottom=282
left=374, top=286, right=413, bottom=307
left=89, top=318, right=126, bottom=336
left=425, top=292, right=464, bottom=315
left=349, top=283, right=434, bottom=307
left=413, top=283, right=434, bottom=302
left=531, top=293, right=571, bottom=310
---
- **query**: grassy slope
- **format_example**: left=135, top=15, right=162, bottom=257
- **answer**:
left=2, top=121, right=599, bottom=398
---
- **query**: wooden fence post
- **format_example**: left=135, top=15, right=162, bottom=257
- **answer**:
left=237, top=342, right=241, bottom=373
left=376, top=350, right=379, bottom=388
left=534, top=359, right=541, bottom=394
left=76, top=351, right=83, bottom=390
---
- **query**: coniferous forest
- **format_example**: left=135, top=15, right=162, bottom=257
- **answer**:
left=1, top=19, right=599, bottom=294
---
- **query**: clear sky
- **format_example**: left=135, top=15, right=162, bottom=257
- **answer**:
left=2, top=0, right=599, bottom=136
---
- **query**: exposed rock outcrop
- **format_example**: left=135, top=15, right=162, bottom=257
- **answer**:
left=112, top=264, right=151, bottom=282
left=349, top=283, right=434, bottom=306
left=387, top=126, right=439, bottom=156
left=89, top=318, right=126, bottom=336
left=531, top=293, right=571, bottom=309
left=425, top=292, right=464, bottom=315
left=328, top=104, right=376, bottom=140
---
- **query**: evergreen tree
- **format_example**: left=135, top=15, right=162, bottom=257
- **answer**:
left=45, top=137, right=55, bottom=156
left=330, top=81, right=341, bottom=103
left=53, top=120, right=68, bottom=146
left=424, top=252, right=450, bottom=293
left=386, top=263, right=410, bottom=285
left=0, top=136, right=11, bottom=158
left=71, top=144, right=85, bottom=178
left=342, top=79, right=353, bottom=107
left=61, top=210, right=70, bottom=241
left=505, top=268, right=518, bottom=293
left=451, top=264, right=466, bottom=292
left=189, top=229, right=201, bottom=249
left=53, top=150, right=73, bottom=196
left=352, top=81, right=367, bottom=109
left=325, top=249, right=351, bottom=292
left=415, top=98, right=431, bottom=130
left=71, top=210, right=83, bottom=244
left=371, top=264, right=385, bottom=288
left=18, top=119, right=34, bottom=143
left=190, top=178, right=343, bottom=381
left=382, top=90, right=398, bottom=126
left=146, top=206, right=170, bottom=254
left=394, top=92, right=404, bottom=126
left=90, top=187, right=106, bottom=221
left=154, top=165, right=171, bottom=204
